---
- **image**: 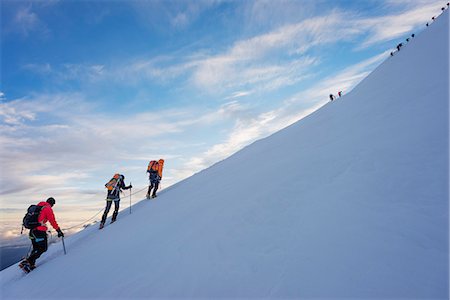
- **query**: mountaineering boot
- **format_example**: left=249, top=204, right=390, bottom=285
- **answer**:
left=146, top=193, right=150, bottom=199
left=100, top=212, right=107, bottom=229
left=19, top=260, right=32, bottom=273
left=151, top=194, right=157, bottom=199
left=111, top=212, right=118, bottom=224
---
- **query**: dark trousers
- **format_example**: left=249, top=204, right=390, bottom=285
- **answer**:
left=147, top=181, right=160, bottom=197
left=101, top=200, right=119, bottom=224
left=27, top=229, right=48, bottom=266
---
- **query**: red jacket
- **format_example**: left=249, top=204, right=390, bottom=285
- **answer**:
left=35, top=202, right=60, bottom=232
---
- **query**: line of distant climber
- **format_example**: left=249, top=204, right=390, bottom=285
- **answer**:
left=391, top=2, right=449, bottom=57
left=427, top=3, right=449, bottom=27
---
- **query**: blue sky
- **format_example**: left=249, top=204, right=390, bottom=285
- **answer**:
left=0, top=0, right=445, bottom=242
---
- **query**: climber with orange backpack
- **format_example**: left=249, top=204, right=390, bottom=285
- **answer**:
left=146, top=159, right=164, bottom=199
left=100, top=173, right=132, bottom=229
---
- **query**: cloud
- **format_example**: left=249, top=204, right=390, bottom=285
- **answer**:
left=15, top=6, right=39, bottom=36
left=177, top=50, right=388, bottom=179
left=169, top=1, right=218, bottom=29
left=0, top=93, right=93, bottom=128
left=356, top=1, right=445, bottom=48
left=119, top=56, right=197, bottom=85
left=22, top=63, right=106, bottom=83
left=0, top=91, right=246, bottom=201
left=121, top=2, right=440, bottom=95
left=0, top=101, right=36, bottom=126
left=158, top=3, right=439, bottom=94
left=224, top=90, right=253, bottom=100
left=10, top=5, right=50, bottom=38
left=243, top=0, right=318, bottom=30
left=20, top=2, right=437, bottom=97
left=41, top=10, right=347, bottom=93
left=188, top=8, right=413, bottom=93
left=130, top=0, right=222, bottom=31
left=22, top=63, right=52, bottom=75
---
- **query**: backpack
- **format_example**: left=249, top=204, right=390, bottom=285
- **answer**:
left=105, top=174, right=121, bottom=191
left=147, top=161, right=159, bottom=173
left=23, top=205, right=44, bottom=229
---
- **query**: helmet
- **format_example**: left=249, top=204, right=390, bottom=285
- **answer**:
left=46, top=197, right=56, bottom=206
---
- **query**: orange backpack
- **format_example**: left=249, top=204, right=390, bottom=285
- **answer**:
left=147, top=159, right=164, bottom=177
left=105, top=174, right=121, bottom=191
left=157, top=159, right=164, bottom=177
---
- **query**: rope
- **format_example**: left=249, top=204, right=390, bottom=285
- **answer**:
left=129, top=186, right=148, bottom=196
left=61, top=208, right=104, bottom=231
left=60, top=185, right=149, bottom=231
left=20, top=179, right=155, bottom=234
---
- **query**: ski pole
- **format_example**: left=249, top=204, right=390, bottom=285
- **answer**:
left=62, top=236, right=67, bottom=255
left=129, top=182, right=132, bottom=214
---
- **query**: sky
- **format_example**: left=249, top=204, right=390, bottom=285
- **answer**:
left=0, top=0, right=446, bottom=244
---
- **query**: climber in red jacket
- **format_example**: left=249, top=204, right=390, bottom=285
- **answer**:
left=19, top=197, right=64, bottom=273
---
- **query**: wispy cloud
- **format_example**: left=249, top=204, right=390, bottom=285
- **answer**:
left=0, top=92, right=249, bottom=200
left=136, top=5, right=432, bottom=93
left=356, top=1, right=444, bottom=48
left=224, top=91, right=253, bottom=100
left=10, top=5, right=50, bottom=38
left=19, top=10, right=351, bottom=93
left=189, top=11, right=356, bottom=92
left=177, top=50, right=389, bottom=178
left=20, top=1, right=439, bottom=96
left=15, top=6, right=40, bottom=36
left=22, top=63, right=106, bottom=83
left=130, top=0, right=223, bottom=31
left=0, top=101, right=36, bottom=126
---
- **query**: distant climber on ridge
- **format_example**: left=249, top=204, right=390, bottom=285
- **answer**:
left=146, top=159, right=164, bottom=199
left=329, top=94, right=335, bottom=101
left=19, top=197, right=64, bottom=273
left=100, top=174, right=132, bottom=229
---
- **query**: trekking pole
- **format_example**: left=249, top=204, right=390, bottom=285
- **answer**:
left=129, top=182, right=132, bottom=214
left=62, top=236, right=67, bottom=255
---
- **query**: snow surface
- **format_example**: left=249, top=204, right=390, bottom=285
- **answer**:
left=1, top=10, right=448, bottom=300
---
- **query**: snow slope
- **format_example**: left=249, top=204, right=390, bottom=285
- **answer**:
left=1, top=10, right=448, bottom=300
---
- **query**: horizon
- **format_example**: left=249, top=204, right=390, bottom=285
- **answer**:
left=0, top=0, right=446, bottom=245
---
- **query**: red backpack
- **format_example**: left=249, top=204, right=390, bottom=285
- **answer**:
left=147, top=161, right=159, bottom=173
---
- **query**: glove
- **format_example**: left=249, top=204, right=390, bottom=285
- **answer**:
left=57, top=229, right=64, bottom=238
left=129, top=184, right=133, bottom=189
